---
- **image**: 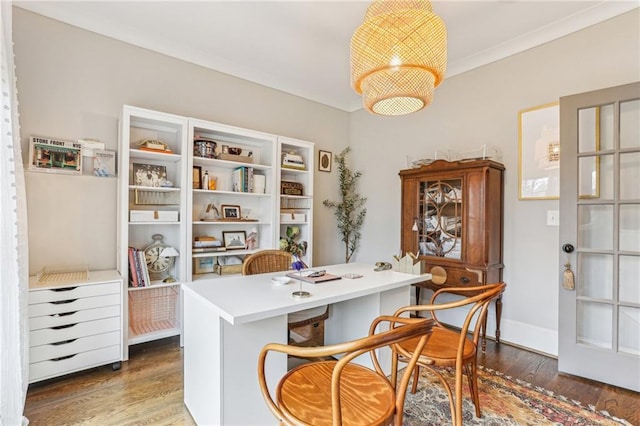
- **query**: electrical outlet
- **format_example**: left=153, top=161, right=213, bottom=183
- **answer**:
left=547, top=210, right=559, bottom=226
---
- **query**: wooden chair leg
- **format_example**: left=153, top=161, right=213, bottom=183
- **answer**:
left=411, top=365, right=420, bottom=394
left=465, top=360, right=481, bottom=418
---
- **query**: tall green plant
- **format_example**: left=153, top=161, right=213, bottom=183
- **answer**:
left=323, top=147, right=367, bottom=263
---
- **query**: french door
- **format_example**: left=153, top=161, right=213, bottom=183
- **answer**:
left=558, top=82, right=640, bottom=391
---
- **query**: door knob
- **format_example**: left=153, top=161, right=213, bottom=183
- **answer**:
left=562, top=243, right=574, bottom=253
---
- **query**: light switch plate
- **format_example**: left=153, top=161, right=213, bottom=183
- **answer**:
left=547, top=210, right=559, bottom=226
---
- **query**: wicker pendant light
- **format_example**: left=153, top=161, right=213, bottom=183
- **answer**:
left=350, top=0, right=447, bottom=116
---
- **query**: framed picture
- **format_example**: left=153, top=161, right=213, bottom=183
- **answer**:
left=223, top=231, right=246, bottom=249
left=132, top=163, right=168, bottom=188
left=319, top=150, right=332, bottom=172
left=518, top=102, right=560, bottom=200
left=194, top=257, right=215, bottom=274
left=193, top=166, right=202, bottom=189
left=221, top=204, right=241, bottom=219
left=29, top=136, right=82, bottom=175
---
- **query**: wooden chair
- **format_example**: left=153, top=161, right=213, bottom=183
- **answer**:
left=242, top=249, right=329, bottom=346
left=258, top=316, right=434, bottom=426
left=392, top=282, right=506, bottom=426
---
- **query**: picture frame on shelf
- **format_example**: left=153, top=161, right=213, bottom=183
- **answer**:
left=132, top=163, right=168, bottom=188
left=319, top=150, right=332, bottom=172
left=221, top=204, right=241, bottom=219
left=223, top=231, right=247, bottom=250
left=518, top=102, right=560, bottom=200
left=28, top=136, right=82, bottom=175
left=193, top=166, right=202, bottom=189
left=194, top=257, right=215, bottom=274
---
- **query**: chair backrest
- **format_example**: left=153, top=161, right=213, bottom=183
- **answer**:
left=258, top=316, right=434, bottom=426
left=395, top=282, right=506, bottom=356
left=242, top=249, right=292, bottom=275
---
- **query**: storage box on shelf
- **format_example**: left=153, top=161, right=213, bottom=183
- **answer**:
left=118, top=106, right=188, bottom=351
left=28, top=270, right=124, bottom=383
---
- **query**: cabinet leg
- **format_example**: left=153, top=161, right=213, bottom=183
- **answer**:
left=495, top=295, right=502, bottom=343
left=112, top=362, right=122, bottom=371
left=414, top=286, right=422, bottom=317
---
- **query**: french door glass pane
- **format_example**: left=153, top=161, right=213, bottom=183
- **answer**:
left=578, top=105, right=614, bottom=153
left=577, top=253, right=612, bottom=300
left=620, top=255, right=640, bottom=304
left=577, top=301, right=612, bottom=349
left=620, top=99, right=640, bottom=149
left=619, top=306, right=640, bottom=356
left=579, top=155, right=613, bottom=199
left=619, top=204, right=640, bottom=252
left=599, top=104, right=615, bottom=151
left=578, top=205, right=613, bottom=250
left=620, top=152, right=640, bottom=200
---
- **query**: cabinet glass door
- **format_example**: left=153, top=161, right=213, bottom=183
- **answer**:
left=418, top=178, right=462, bottom=259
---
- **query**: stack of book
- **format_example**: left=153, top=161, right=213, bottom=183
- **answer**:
left=232, top=166, right=254, bottom=192
left=193, top=236, right=226, bottom=253
left=128, top=247, right=151, bottom=287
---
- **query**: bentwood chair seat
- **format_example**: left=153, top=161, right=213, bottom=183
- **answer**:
left=242, top=249, right=329, bottom=344
left=392, top=282, right=506, bottom=426
left=258, top=316, right=434, bottom=426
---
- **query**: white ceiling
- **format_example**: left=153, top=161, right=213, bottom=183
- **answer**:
left=15, top=1, right=639, bottom=112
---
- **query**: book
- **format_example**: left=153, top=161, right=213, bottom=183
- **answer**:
left=138, top=250, right=150, bottom=286
left=128, top=247, right=139, bottom=287
left=192, top=247, right=227, bottom=253
left=93, top=149, right=117, bottom=177
left=286, top=271, right=342, bottom=284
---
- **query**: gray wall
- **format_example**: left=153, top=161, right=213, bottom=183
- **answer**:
left=13, top=7, right=349, bottom=274
left=13, top=6, right=640, bottom=354
left=349, top=9, right=640, bottom=354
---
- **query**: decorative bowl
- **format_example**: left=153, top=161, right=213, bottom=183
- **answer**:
left=271, top=276, right=291, bottom=286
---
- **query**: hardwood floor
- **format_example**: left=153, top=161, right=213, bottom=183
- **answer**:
left=24, top=337, right=639, bottom=425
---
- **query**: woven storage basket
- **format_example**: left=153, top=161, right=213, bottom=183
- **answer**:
left=128, top=286, right=178, bottom=337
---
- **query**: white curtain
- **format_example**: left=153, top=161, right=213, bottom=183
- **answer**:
left=1, top=1, right=30, bottom=425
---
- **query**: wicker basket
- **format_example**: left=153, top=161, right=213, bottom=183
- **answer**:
left=129, top=286, right=178, bottom=337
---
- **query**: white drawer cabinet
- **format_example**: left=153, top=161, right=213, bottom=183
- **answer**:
left=28, top=270, right=124, bottom=383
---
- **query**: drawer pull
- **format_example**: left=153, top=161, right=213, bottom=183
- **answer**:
left=52, top=311, right=77, bottom=317
left=51, top=354, right=77, bottom=362
left=51, top=338, right=77, bottom=346
left=460, top=276, right=470, bottom=284
left=51, top=287, right=77, bottom=292
left=51, top=323, right=77, bottom=330
left=50, top=299, right=77, bottom=305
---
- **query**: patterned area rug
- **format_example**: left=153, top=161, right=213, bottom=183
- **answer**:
left=402, top=366, right=632, bottom=425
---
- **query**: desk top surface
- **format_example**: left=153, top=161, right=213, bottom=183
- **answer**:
left=183, top=263, right=431, bottom=325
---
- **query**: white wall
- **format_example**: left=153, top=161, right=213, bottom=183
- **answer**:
left=13, top=7, right=640, bottom=355
left=13, top=7, right=348, bottom=273
left=349, top=9, right=640, bottom=355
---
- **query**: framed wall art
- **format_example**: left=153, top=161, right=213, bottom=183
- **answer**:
left=223, top=231, right=246, bottom=249
left=518, top=102, right=560, bottom=200
left=319, top=150, right=332, bottom=172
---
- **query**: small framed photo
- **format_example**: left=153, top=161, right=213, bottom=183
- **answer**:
left=132, top=163, right=168, bottom=187
left=223, top=231, right=247, bottom=250
left=221, top=204, right=241, bottom=219
left=194, top=257, right=215, bottom=274
left=29, top=136, right=82, bottom=175
left=193, top=166, right=202, bottom=189
left=319, top=150, right=332, bottom=172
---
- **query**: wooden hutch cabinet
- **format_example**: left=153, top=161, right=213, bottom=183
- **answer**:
left=399, top=159, right=505, bottom=344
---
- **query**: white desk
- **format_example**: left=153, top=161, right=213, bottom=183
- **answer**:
left=183, top=263, right=430, bottom=425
